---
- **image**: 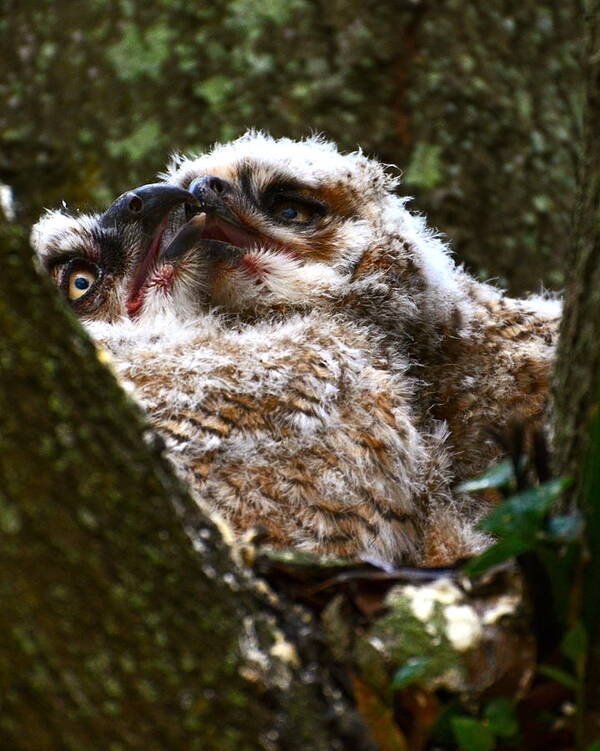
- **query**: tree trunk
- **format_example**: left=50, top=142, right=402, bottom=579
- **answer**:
left=0, top=229, right=374, bottom=750
left=553, top=0, right=600, bottom=503
left=552, top=0, right=600, bottom=730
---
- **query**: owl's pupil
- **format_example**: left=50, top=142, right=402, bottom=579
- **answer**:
left=75, top=276, right=90, bottom=290
left=281, top=207, right=298, bottom=220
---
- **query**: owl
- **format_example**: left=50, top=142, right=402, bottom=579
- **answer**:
left=32, top=132, right=561, bottom=566
left=31, top=182, right=197, bottom=321
left=32, top=182, right=449, bottom=565
left=159, top=132, right=561, bottom=560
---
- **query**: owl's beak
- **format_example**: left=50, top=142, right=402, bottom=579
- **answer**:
left=113, top=184, right=199, bottom=317
left=161, top=214, right=244, bottom=265
left=133, top=183, right=196, bottom=221
left=99, top=183, right=197, bottom=233
left=187, top=175, right=249, bottom=231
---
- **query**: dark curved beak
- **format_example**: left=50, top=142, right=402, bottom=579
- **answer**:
left=161, top=214, right=244, bottom=265
left=99, top=183, right=197, bottom=233
left=188, top=175, right=248, bottom=230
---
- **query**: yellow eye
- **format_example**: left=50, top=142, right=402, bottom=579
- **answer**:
left=271, top=199, right=317, bottom=224
left=68, top=268, right=97, bottom=300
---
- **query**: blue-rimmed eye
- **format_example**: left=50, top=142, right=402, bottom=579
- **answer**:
left=271, top=199, right=317, bottom=224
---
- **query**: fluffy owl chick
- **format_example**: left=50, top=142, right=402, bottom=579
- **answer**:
left=31, top=183, right=204, bottom=321
left=32, top=185, right=446, bottom=565
left=163, top=134, right=562, bottom=536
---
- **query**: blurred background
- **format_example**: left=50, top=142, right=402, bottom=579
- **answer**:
left=0, top=0, right=582, bottom=294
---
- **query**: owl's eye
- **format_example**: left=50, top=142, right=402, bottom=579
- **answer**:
left=68, top=267, right=97, bottom=300
left=48, top=256, right=102, bottom=306
left=270, top=198, right=323, bottom=225
left=66, top=264, right=99, bottom=301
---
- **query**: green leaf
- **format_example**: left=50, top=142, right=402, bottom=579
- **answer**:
left=451, top=716, right=496, bottom=751
left=562, top=622, right=588, bottom=662
left=483, top=698, right=519, bottom=739
left=537, top=665, right=579, bottom=691
left=463, top=538, right=531, bottom=576
left=479, top=479, right=568, bottom=540
left=535, top=546, right=578, bottom=628
left=431, top=701, right=464, bottom=744
left=585, top=740, right=600, bottom=751
left=391, top=656, right=433, bottom=690
left=456, top=459, right=515, bottom=494
left=545, top=513, right=583, bottom=542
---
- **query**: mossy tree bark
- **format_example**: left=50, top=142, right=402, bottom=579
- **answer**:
left=553, top=0, right=600, bottom=502
left=0, top=231, right=374, bottom=750
left=553, top=0, right=600, bottom=729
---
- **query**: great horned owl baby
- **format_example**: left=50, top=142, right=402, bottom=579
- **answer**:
left=32, top=184, right=450, bottom=565
left=31, top=182, right=209, bottom=322
left=162, top=133, right=561, bottom=510
left=32, top=133, right=561, bottom=565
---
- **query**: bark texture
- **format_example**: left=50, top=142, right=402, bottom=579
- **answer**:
left=553, top=0, right=600, bottom=505
left=0, top=231, right=373, bottom=751
left=552, top=0, right=600, bottom=728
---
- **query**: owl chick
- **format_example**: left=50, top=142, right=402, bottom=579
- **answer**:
left=31, top=182, right=197, bottom=321
left=32, top=184, right=448, bottom=565
left=162, top=133, right=562, bottom=521
left=33, top=132, right=560, bottom=566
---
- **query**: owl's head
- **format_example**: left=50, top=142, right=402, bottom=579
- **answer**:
left=160, top=132, right=423, bottom=310
left=160, top=131, right=459, bottom=315
left=31, top=183, right=199, bottom=321
left=33, top=132, right=460, bottom=325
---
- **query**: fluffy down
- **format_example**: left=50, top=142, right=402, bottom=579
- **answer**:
left=89, top=311, right=447, bottom=564
left=31, top=132, right=562, bottom=565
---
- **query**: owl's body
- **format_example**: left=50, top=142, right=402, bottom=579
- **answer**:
left=320, top=228, right=560, bottom=563
left=329, top=242, right=560, bottom=485
left=32, top=133, right=561, bottom=565
left=87, top=311, right=447, bottom=564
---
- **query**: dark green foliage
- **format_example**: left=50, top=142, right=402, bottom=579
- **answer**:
left=463, top=477, right=571, bottom=577
left=390, top=656, right=433, bottom=690
left=432, top=699, right=519, bottom=750
left=456, top=458, right=518, bottom=494
left=483, top=698, right=519, bottom=739
left=461, top=462, right=580, bottom=659
left=479, top=480, right=567, bottom=538
left=458, top=389, right=600, bottom=745
left=451, top=716, right=496, bottom=751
